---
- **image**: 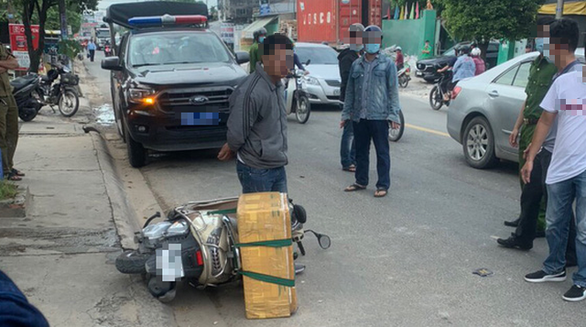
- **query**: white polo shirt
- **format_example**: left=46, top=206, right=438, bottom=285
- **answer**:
left=540, top=70, right=586, bottom=184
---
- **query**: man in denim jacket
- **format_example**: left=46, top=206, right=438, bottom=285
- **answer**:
left=340, top=25, right=402, bottom=198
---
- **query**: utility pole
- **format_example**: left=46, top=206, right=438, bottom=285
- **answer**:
left=556, top=0, right=564, bottom=19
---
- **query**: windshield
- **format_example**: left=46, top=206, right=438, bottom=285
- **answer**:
left=128, top=32, right=231, bottom=68
left=97, top=30, right=110, bottom=38
left=443, top=46, right=457, bottom=56
left=295, top=46, right=338, bottom=65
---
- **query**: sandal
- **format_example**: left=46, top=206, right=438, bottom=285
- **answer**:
left=342, top=165, right=356, bottom=173
left=374, top=189, right=388, bottom=198
left=11, top=169, right=25, bottom=177
left=344, top=183, right=366, bottom=192
left=6, top=172, right=22, bottom=181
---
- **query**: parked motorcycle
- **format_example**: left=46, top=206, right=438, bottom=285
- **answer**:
left=284, top=68, right=311, bottom=124
left=10, top=74, right=43, bottom=122
left=429, top=70, right=453, bottom=111
left=115, top=197, right=330, bottom=303
left=39, top=61, right=80, bottom=117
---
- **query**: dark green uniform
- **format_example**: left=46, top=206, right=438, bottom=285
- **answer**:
left=0, top=44, right=19, bottom=176
left=520, top=55, right=557, bottom=231
left=249, top=42, right=262, bottom=73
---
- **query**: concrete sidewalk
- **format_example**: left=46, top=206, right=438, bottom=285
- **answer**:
left=0, top=92, right=174, bottom=326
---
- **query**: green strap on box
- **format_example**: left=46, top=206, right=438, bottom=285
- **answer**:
left=208, top=208, right=237, bottom=215
left=235, top=238, right=292, bottom=248
left=236, top=238, right=295, bottom=287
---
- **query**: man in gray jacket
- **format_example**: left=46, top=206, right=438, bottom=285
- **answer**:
left=218, top=34, right=294, bottom=194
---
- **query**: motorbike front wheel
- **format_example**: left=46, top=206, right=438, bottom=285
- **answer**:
left=429, top=86, right=443, bottom=111
left=295, top=95, right=311, bottom=124
left=18, top=109, right=38, bottom=122
left=115, top=250, right=150, bottom=274
left=398, top=75, right=409, bottom=88
left=58, top=89, right=79, bottom=117
left=388, top=110, right=405, bottom=142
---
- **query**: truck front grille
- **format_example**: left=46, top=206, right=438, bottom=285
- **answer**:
left=158, top=87, right=234, bottom=113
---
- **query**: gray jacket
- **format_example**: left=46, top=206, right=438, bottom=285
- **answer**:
left=227, top=63, right=288, bottom=169
left=341, top=55, right=401, bottom=123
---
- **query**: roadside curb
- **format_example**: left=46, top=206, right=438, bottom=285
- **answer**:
left=0, top=185, right=31, bottom=218
left=89, top=130, right=140, bottom=250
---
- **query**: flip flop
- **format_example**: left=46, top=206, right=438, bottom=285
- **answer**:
left=344, top=184, right=366, bottom=192
left=11, top=169, right=25, bottom=177
left=6, top=172, right=22, bottom=181
left=374, top=189, right=388, bottom=198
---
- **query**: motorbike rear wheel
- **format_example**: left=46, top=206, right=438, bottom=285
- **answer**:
left=18, top=109, right=38, bottom=122
left=398, top=75, right=409, bottom=88
left=58, top=89, right=79, bottom=117
left=295, top=95, right=311, bottom=124
left=115, top=250, right=150, bottom=274
left=429, top=86, right=443, bottom=111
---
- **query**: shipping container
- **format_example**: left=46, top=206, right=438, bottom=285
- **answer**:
left=297, top=0, right=382, bottom=45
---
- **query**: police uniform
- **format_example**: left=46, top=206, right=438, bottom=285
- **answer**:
left=0, top=43, right=19, bottom=176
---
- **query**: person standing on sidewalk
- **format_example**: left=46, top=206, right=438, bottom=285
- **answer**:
left=219, top=34, right=293, bottom=193
left=420, top=40, right=432, bottom=60
left=249, top=28, right=267, bottom=74
left=338, top=23, right=364, bottom=173
left=87, top=39, right=96, bottom=62
left=504, top=17, right=558, bottom=234
left=522, top=18, right=586, bottom=302
left=341, top=25, right=401, bottom=198
left=0, top=43, right=23, bottom=181
left=497, top=18, right=578, bottom=258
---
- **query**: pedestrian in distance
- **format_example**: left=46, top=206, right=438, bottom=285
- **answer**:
left=395, top=46, right=404, bottom=71
left=338, top=23, right=365, bottom=173
left=87, top=39, right=97, bottom=62
left=219, top=33, right=293, bottom=194
left=420, top=40, right=433, bottom=60
left=249, top=28, right=266, bottom=74
left=470, top=48, right=485, bottom=76
left=0, top=42, right=23, bottom=181
left=497, top=17, right=577, bottom=259
left=522, top=18, right=586, bottom=302
left=341, top=25, right=402, bottom=198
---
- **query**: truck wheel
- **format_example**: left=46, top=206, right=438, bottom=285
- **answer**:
left=125, top=125, right=147, bottom=168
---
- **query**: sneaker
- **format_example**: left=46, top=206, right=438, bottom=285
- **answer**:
left=562, top=285, right=586, bottom=302
left=524, top=270, right=566, bottom=283
left=497, top=236, right=532, bottom=250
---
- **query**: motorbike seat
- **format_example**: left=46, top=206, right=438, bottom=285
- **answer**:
left=10, top=74, right=38, bottom=91
left=40, top=75, right=51, bottom=82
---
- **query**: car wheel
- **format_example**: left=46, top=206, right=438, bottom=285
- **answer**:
left=125, top=123, right=147, bottom=168
left=462, top=116, right=498, bottom=169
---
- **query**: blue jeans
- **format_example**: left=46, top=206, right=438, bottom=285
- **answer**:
left=353, top=119, right=391, bottom=190
left=543, top=169, right=586, bottom=287
left=236, top=161, right=287, bottom=194
left=340, top=104, right=356, bottom=169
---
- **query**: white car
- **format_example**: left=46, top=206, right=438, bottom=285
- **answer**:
left=295, top=43, right=341, bottom=106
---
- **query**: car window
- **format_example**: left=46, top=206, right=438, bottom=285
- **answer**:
left=128, top=32, right=231, bottom=67
left=295, top=47, right=339, bottom=65
left=494, top=66, right=519, bottom=86
left=512, top=62, right=531, bottom=88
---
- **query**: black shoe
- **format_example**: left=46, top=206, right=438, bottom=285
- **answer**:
left=504, top=218, right=520, bottom=227
left=535, top=230, right=546, bottom=238
left=562, top=285, right=586, bottom=302
left=524, top=270, right=566, bottom=283
left=294, top=263, right=306, bottom=275
left=497, top=236, right=532, bottom=250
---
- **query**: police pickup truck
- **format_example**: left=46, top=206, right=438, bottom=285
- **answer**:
left=102, top=1, right=249, bottom=167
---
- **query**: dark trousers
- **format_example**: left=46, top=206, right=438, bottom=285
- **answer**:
left=89, top=49, right=95, bottom=62
left=353, top=119, right=390, bottom=190
left=340, top=104, right=356, bottom=169
left=236, top=161, right=287, bottom=194
left=514, top=149, right=576, bottom=262
left=0, top=95, right=18, bottom=175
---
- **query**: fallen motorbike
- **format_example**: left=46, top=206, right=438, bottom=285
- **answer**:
left=10, top=74, right=43, bottom=122
left=38, top=61, right=80, bottom=117
left=115, top=197, right=330, bottom=303
left=284, top=68, right=311, bottom=124
left=429, top=70, right=453, bottom=111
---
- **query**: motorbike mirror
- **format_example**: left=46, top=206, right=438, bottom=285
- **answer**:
left=305, top=59, right=311, bottom=66
left=317, top=234, right=331, bottom=249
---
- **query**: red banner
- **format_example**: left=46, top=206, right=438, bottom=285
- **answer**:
left=9, top=24, right=40, bottom=71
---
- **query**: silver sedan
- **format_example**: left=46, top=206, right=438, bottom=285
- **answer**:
left=447, top=49, right=584, bottom=169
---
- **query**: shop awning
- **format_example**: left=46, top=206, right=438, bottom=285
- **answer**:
left=539, top=1, right=586, bottom=15
left=241, top=16, right=278, bottom=39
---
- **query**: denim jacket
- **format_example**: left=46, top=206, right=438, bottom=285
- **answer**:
left=341, top=55, right=401, bottom=123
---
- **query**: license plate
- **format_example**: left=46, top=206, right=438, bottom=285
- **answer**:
left=416, top=71, right=423, bottom=77
left=180, top=112, right=220, bottom=126
left=334, top=89, right=340, bottom=96
left=156, top=243, right=184, bottom=282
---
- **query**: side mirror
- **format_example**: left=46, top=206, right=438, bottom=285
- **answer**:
left=305, top=59, right=311, bottom=66
left=101, top=57, right=122, bottom=71
left=235, top=51, right=250, bottom=64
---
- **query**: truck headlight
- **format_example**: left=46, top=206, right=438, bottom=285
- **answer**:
left=128, top=84, right=156, bottom=104
left=303, top=76, right=320, bottom=85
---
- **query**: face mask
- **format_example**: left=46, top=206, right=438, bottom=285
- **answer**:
left=365, top=43, right=380, bottom=54
left=349, top=44, right=364, bottom=52
left=535, top=37, right=550, bottom=56
left=259, top=36, right=265, bottom=43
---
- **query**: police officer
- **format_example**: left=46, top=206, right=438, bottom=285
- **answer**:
left=0, top=43, right=22, bottom=181
left=249, top=28, right=266, bottom=73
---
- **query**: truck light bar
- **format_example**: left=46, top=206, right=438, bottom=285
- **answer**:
left=128, top=14, right=208, bottom=27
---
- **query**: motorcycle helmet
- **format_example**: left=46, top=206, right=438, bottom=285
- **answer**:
left=253, top=27, right=267, bottom=42
left=364, top=25, right=383, bottom=38
left=471, top=47, right=482, bottom=57
left=396, top=46, right=402, bottom=51
left=459, top=45, right=471, bottom=55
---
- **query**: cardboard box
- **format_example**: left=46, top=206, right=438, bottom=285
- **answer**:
left=237, top=192, right=297, bottom=319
